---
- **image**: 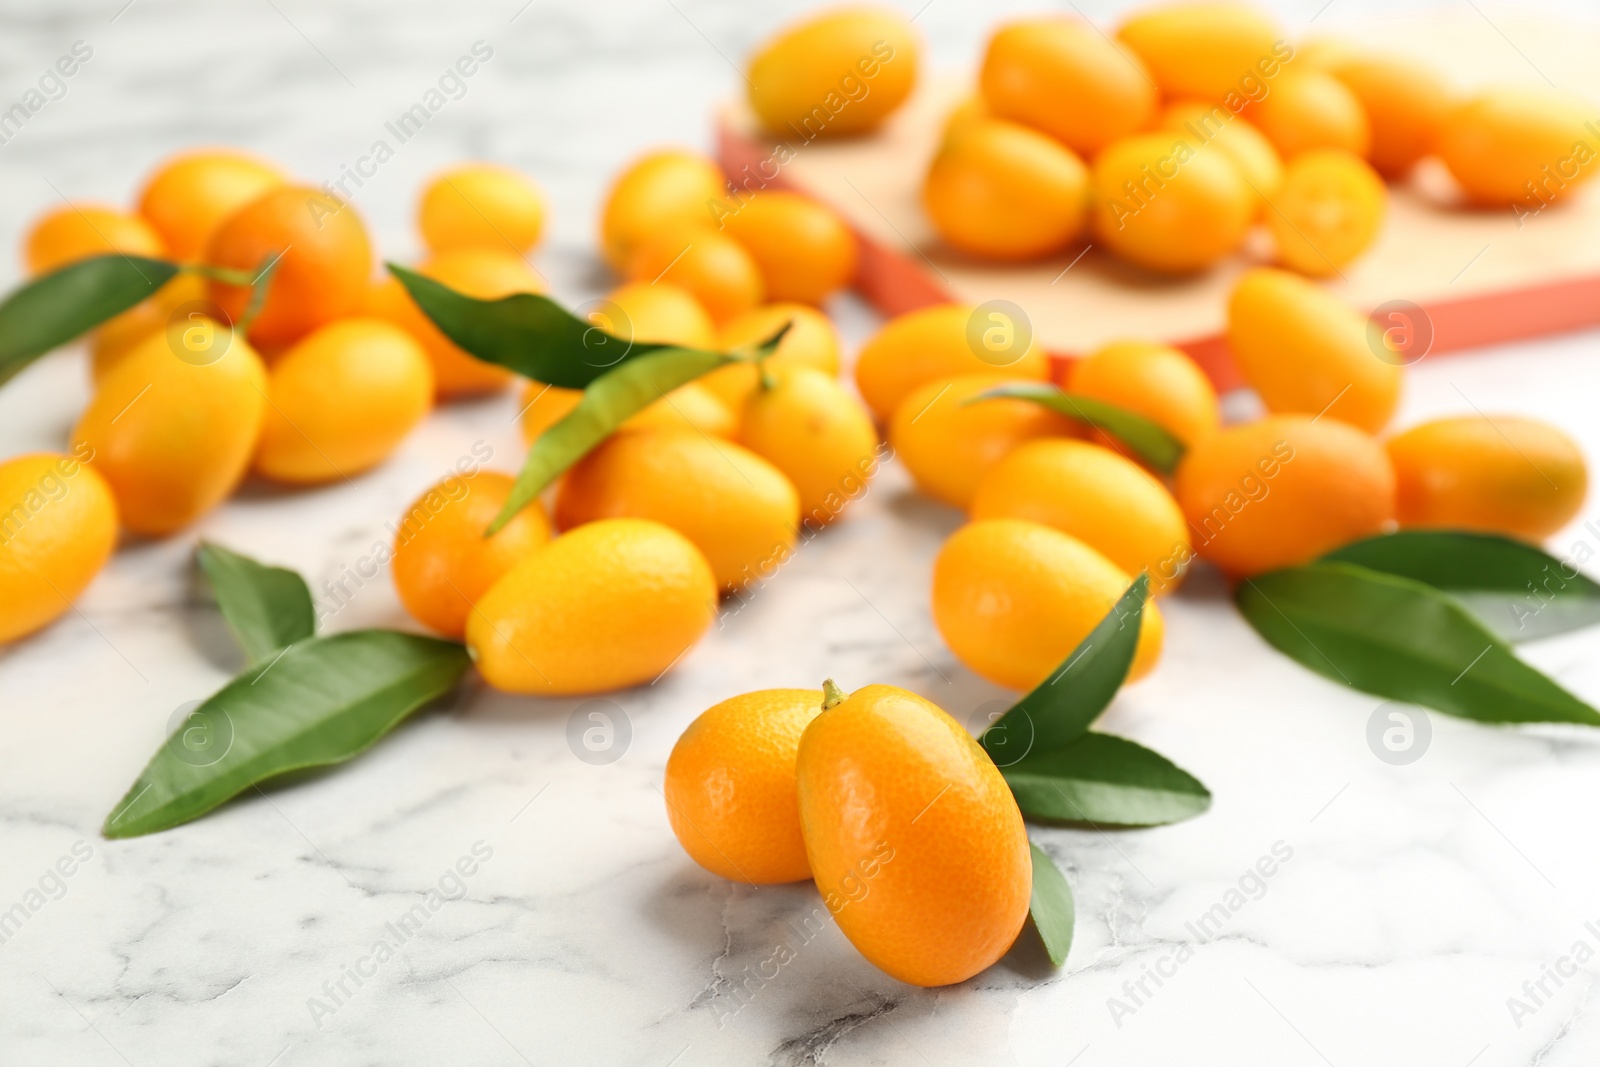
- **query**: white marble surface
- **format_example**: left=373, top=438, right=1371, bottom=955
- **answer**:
left=4, top=1, right=1600, bottom=1064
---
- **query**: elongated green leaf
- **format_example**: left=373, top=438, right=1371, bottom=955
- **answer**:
left=1237, top=561, right=1600, bottom=726
left=197, top=542, right=316, bottom=662
left=103, top=631, right=471, bottom=838
left=388, top=263, right=680, bottom=388
left=0, top=254, right=180, bottom=386
left=1028, top=842, right=1075, bottom=967
left=1004, top=733, right=1212, bottom=826
left=966, top=382, right=1185, bottom=474
left=1325, top=530, right=1600, bottom=643
left=981, top=574, right=1148, bottom=765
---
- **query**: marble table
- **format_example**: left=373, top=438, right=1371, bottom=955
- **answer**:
left=4, top=1, right=1600, bottom=1064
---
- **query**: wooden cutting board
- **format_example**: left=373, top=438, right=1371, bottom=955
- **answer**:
left=717, top=8, right=1600, bottom=388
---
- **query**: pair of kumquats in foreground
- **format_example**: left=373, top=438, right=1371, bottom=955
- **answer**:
left=746, top=5, right=1599, bottom=276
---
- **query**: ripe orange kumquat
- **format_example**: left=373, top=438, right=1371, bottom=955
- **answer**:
left=253, top=319, right=434, bottom=485
left=923, top=118, right=1089, bottom=262
left=665, top=688, right=826, bottom=884
left=1065, top=339, right=1221, bottom=448
left=417, top=163, right=545, bottom=256
left=738, top=365, right=881, bottom=529
left=1244, top=69, right=1371, bottom=160
left=467, top=518, right=718, bottom=695
left=391, top=470, right=553, bottom=639
left=136, top=149, right=284, bottom=262
left=719, top=191, right=857, bottom=305
left=1266, top=149, right=1386, bottom=277
left=854, top=303, right=1049, bottom=423
left=1160, top=101, right=1283, bottom=205
left=1175, top=415, right=1396, bottom=576
left=600, top=149, right=726, bottom=271
left=979, top=17, right=1157, bottom=156
left=0, top=451, right=119, bottom=645
left=1437, top=88, right=1600, bottom=211
left=1228, top=267, right=1400, bottom=433
left=1311, top=52, right=1453, bottom=178
left=932, top=519, right=1165, bottom=690
left=889, top=374, right=1077, bottom=510
left=205, top=185, right=372, bottom=348
left=624, top=227, right=764, bottom=325
left=704, top=302, right=841, bottom=409
left=519, top=379, right=735, bottom=443
left=1116, top=3, right=1284, bottom=102
left=746, top=7, right=919, bottom=139
left=603, top=281, right=716, bottom=349
left=25, top=204, right=164, bottom=275
left=1386, top=416, right=1587, bottom=541
left=90, top=273, right=208, bottom=384
left=1090, top=132, right=1255, bottom=274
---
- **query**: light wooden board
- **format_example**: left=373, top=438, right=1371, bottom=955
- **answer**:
left=717, top=8, right=1600, bottom=387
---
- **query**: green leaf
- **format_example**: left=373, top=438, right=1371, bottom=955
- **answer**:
left=197, top=542, right=316, bottom=663
left=1237, top=561, right=1600, bottom=726
left=1028, top=842, right=1075, bottom=967
left=0, top=254, right=181, bottom=386
left=103, top=631, right=471, bottom=838
left=981, top=574, right=1149, bottom=765
left=1324, top=530, right=1600, bottom=643
left=387, top=262, right=680, bottom=388
left=966, top=382, right=1186, bottom=474
left=1003, top=733, right=1212, bottom=826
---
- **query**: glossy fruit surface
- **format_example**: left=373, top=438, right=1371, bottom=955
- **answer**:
left=1228, top=268, right=1399, bottom=432
left=720, top=192, right=857, bottom=305
left=625, top=227, right=764, bottom=324
left=366, top=247, right=546, bottom=397
left=418, top=163, right=545, bottom=255
left=136, top=149, right=284, bottom=261
left=1091, top=132, right=1255, bottom=273
left=1315, top=52, right=1452, bottom=178
left=0, top=451, right=119, bottom=644
left=391, top=470, right=553, bottom=639
left=205, top=185, right=372, bottom=347
left=923, top=119, right=1089, bottom=261
left=1245, top=69, right=1370, bottom=159
left=932, top=519, right=1164, bottom=690
left=1160, top=102, right=1283, bottom=204
left=971, top=439, right=1191, bottom=594
left=1267, top=149, right=1386, bottom=277
left=979, top=18, right=1156, bottom=154
left=705, top=302, right=841, bottom=409
left=603, top=281, right=716, bottom=349
left=665, top=687, right=825, bottom=884
left=1175, top=414, right=1396, bottom=576
left=468, top=518, right=717, bottom=694
left=1065, top=339, right=1220, bottom=447
left=1116, top=3, right=1282, bottom=101
left=1387, top=416, right=1587, bottom=541
left=795, top=683, right=1031, bottom=987
left=738, top=365, right=880, bottom=529
left=600, top=150, right=726, bottom=270
left=25, top=204, right=164, bottom=275
left=1437, top=88, right=1599, bottom=209
left=72, top=321, right=267, bottom=536
left=253, top=319, right=434, bottom=485
left=747, top=7, right=918, bottom=138
left=889, top=374, right=1076, bottom=509
left=556, top=429, right=800, bottom=592
left=855, top=303, right=1048, bottom=422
